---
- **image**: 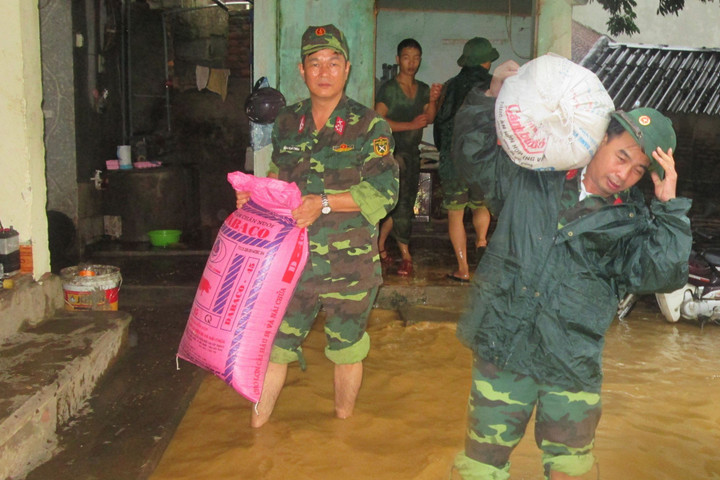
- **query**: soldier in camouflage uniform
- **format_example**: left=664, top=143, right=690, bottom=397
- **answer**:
left=236, top=24, right=398, bottom=428
left=450, top=62, right=691, bottom=479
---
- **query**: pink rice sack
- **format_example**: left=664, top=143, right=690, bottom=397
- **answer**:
left=177, top=172, right=308, bottom=403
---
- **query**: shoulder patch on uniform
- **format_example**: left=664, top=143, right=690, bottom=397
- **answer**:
left=299, top=115, right=306, bottom=133
left=334, top=116, right=346, bottom=135
left=333, top=143, right=354, bottom=152
left=373, top=136, right=390, bottom=156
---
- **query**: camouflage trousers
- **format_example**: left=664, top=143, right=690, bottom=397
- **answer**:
left=440, top=176, right=486, bottom=211
left=389, top=150, right=420, bottom=244
left=454, top=355, right=602, bottom=480
left=269, top=282, right=378, bottom=368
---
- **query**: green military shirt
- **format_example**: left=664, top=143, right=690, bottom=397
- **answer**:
left=375, top=78, right=430, bottom=156
left=270, top=95, right=399, bottom=293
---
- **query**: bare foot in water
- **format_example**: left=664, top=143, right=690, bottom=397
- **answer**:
left=334, top=362, right=363, bottom=419
left=250, top=362, right=288, bottom=428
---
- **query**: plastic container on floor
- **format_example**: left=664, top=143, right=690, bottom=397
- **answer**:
left=60, top=265, right=122, bottom=311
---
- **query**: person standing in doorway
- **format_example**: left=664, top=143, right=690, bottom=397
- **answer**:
left=235, top=24, right=399, bottom=428
left=375, top=38, right=441, bottom=276
left=433, top=37, right=498, bottom=282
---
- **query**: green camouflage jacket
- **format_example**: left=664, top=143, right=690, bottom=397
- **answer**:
left=270, top=95, right=399, bottom=292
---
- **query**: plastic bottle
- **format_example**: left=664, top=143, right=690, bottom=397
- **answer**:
left=20, top=242, right=33, bottom=274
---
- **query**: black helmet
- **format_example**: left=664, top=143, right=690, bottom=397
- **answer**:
left=244, top=87, right=286, bottom=124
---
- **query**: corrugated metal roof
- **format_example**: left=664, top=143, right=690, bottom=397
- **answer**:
left=580, top=37, right=720, bottom=115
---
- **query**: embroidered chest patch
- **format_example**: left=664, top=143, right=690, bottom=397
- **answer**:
left=333, top=143, right=354, bottom=152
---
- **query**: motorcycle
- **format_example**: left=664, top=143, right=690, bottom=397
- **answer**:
left=618, top=222, right=720, bottom=326
left=656, top=246, right=720, bottom=325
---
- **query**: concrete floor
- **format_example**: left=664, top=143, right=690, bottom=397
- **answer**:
left=25, top=218, right=479, bottom=480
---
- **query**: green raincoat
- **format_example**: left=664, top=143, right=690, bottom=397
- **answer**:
left=452, top=88, right=692, bottom=392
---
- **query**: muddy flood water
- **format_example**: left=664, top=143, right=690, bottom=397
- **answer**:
left=151, top=300, right=720, bottom=480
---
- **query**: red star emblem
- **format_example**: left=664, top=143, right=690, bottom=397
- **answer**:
left=565, top=169, right=579, bottom=180
left=334, top=117, right=345, bottom=135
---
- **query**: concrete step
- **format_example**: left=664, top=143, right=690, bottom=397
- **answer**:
left=0, top=310, right=132, bottom=480
left=0, top=274, right=65, bottom=344
left=377, top=283, right=471, bottom=311
left=398, top=303, right=467, bottom=325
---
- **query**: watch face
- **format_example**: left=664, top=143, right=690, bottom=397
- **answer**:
left=322, top=206, right=331, bottom=214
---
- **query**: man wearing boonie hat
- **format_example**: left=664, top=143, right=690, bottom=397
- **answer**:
left=456, top=36, right=499, bottom=68
left=433, top=37, right=500, bottom=283
left=234, top=24, right=399, bottom=428
left=448, top=61, right=692, bottom=480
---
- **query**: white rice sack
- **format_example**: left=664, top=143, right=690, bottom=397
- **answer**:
left=495, top=54, right=615, bottom=171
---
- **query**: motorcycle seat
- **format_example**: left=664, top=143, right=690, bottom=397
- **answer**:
left=701, top=249, right=720, bottom=266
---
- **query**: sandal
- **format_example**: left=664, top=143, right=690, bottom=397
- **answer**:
left=379, top=250, right=393, bottom=266
left=398, top=258, right=413, bottom=276
left=446, top=273, right=470, bottom=283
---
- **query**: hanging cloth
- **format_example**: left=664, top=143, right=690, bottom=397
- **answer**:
left=207, top=68, right=231, bottom=101
left=196, top=65, right=210, bottom=90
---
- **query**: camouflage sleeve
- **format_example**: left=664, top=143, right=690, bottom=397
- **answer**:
left=349, top=115, right=399, bottom=225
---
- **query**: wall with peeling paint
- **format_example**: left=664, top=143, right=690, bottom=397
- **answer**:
left=0, top=1, right=50, bottom=278
left=536, top=0, right=572, bottom=59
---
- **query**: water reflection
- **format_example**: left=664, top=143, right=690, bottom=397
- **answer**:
left=152, top=301, right=720, bottom=480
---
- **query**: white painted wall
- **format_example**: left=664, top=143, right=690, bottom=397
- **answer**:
left=376, top=10, right=533, bottom=87
left=376, top=9, right=534, bottom=144
left=573, top=1, right=720, bottom=48
left=0, top=1, right=49, bottom=278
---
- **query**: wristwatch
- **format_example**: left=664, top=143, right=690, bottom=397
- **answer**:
left=320, top=193, right=332, bottom=215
